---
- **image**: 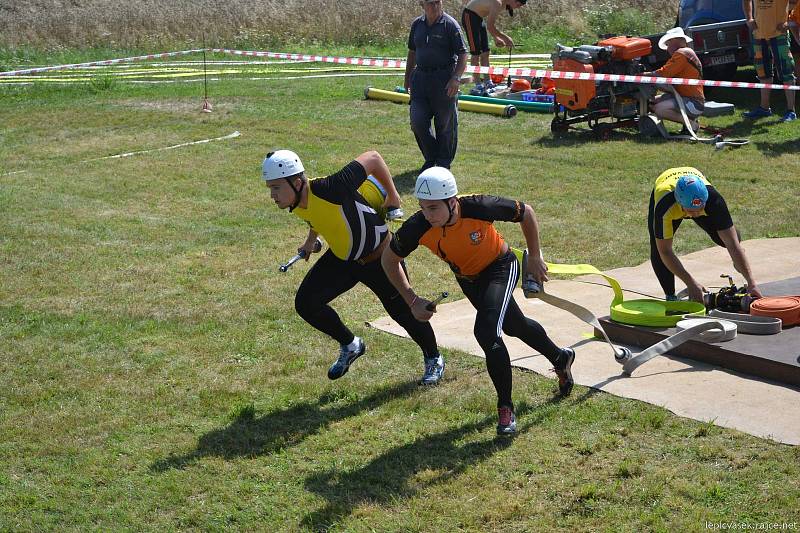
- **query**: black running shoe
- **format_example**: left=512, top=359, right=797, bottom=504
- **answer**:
left=496, top=405, right=517, bottom=436
left=327, top=337, right=366, bottom=380
left=421, top=355, right=445, bottom=385
left=554, top=348, right=575, bottom=396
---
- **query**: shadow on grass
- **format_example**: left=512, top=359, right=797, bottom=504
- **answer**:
left=300, top=397, right=562, bottom=530
left=150, top=380, right=422, bottom=472
left=393, top=169, right=420, bottom=193
left=752, top=136, right=800, bottom=156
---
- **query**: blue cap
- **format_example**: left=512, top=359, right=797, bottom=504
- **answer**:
left=674, top=174, right=708, bottom=209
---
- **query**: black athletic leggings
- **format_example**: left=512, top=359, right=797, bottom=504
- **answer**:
left=647, top=191, right=732, bottom=296
left=295, top=249, right=438, bottom=359
left=457, top=251, right=562, bottom=408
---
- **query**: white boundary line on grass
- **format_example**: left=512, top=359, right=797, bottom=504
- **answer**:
left=0, top=72, right=404, bottom=86
left=1, top=131, right=242, bottom=177
left=83, top=131, right=242, bottom=161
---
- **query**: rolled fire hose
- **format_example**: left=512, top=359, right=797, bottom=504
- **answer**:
left=393, top=86, right=552, bottom=113
left=676, top=317, right=737, bottom=341
left=364, top=87, right=517, bottom=118
left=511, top=248, right=755, bottom=375
left=749, top=296, right=800, bottom=327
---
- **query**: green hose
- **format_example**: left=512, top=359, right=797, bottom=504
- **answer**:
left=457, top=94, right=553, bottom=113
left=394, top=86, right=552, bottom=113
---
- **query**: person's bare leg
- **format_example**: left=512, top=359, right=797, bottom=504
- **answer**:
left=785, top=87, right=796, bottom=111
left=480, top=51, right=490, bottom=83
left=470, top=55, right=481, bottom=84
left=653, top=100, right=697, bottom=131
left=759, top=81, right=772, bottom=109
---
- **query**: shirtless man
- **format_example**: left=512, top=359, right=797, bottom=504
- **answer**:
left=461, top=0, right=528, bottom=84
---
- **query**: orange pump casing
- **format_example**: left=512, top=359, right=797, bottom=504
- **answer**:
left=597, top=36, right=652, bottom=60
left=551, top=59, right=595, bottom=111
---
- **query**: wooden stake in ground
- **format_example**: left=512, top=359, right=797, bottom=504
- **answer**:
left=201, top=34, right=212, bottom=113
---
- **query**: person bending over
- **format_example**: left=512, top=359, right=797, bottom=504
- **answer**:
left=461, top=0, right=528, bottom=85
left=648, top=166, right=763, bottom=303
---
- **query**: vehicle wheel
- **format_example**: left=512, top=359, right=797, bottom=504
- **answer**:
left=704, top=62, right=738, bottom=81
left=551, top=118, right=568, bottom=135
left=593, top=124, right=612, bottom=140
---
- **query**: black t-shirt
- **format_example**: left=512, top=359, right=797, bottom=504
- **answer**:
left=407, top=13, right=467, bottom=68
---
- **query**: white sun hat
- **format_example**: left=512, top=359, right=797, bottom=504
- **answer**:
left=658, top=27, right=693, bottom=50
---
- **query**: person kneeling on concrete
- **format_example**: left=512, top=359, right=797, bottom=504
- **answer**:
left=381, top=167, right=575, bottom=436
left=648, top=166, right=763, bottom=303
left=643, top=27, right=705, bottom=133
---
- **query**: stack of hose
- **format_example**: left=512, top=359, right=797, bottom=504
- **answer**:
left=750, top=296, right=800, bottom=326
left=364, top=87, right=517, bottom=118
left=392, top=86, right=553, bottom=113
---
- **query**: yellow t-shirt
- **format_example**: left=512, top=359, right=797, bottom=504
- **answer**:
left=292, top=161, right=388, bottom=261
left=652, top=167, right=711, bottom=239
left=753, top=0, right=791, bottom=40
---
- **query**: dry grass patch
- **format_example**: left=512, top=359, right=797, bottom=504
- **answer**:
left=1, top=0, right=676, bottom=49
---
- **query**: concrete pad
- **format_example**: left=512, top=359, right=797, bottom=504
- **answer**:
left=369, top=238, right=800, bottom=445
left=599, top=276, right=800, bottom=387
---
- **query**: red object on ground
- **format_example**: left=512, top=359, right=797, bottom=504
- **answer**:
left=750, top=296, right=800, bottom=326
left=510, top=78, right=531, bottom=92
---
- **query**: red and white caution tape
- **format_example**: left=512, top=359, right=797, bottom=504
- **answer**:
left=0, top=49, right=206, bottom=77
left=213, top=48, right=800, bottom=91
left=4, top=47, right=799, bottom=91
left=211, top=48, right=408, bottom=68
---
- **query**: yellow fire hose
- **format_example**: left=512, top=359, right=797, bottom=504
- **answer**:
left=364, top=87, right=517, bottom=118
left=509, top=248, right=744, bottom=375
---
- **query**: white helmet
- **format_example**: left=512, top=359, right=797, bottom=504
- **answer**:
left=414, top=167, right=458, bottom=200
left=262, top=150, right=305, bottom=181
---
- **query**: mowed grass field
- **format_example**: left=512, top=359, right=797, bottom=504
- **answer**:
left=2, top=57, right=800, bottom=531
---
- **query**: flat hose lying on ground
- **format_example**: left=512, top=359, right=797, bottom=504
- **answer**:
left=512, top=249, right=778, bottom=375
left=643, top=85, right=749, bottom=148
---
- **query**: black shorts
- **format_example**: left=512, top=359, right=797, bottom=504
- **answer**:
left=461, top=8, right=489, bottom=55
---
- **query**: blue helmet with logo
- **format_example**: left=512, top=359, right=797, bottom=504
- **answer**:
left=674, top=174, right=708, bottom=209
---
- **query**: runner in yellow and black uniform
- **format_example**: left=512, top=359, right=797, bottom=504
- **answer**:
left=264, top=149, right=443, bottom=384
left=648, top=166, right=763, bottom=303
left=381, top=167, right=575, bottom=436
